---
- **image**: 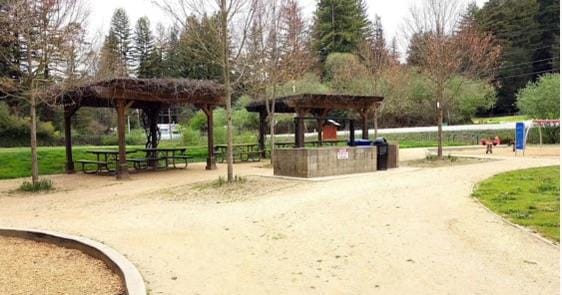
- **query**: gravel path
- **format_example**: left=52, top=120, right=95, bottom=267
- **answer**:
left=0, top=237, right=123, bottom=295
left=0, top=147, right=558, bottom=294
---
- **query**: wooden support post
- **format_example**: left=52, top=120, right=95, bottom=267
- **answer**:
left=259, top=110, right=267, bottom=158
left=317, top=119, right=323, bottom=146
left=361, top=111, right=369, bottom=140
left=149, top=106, right=160, bottom=149
left=63, top=105, right=78, bottom=174
left=203, top=106, right=216, bottom=170
left=295, top=116, right=305, bottom=148
left=349, top=119, right=356, bottom=146
left=116, top=100, right=129, bottom=180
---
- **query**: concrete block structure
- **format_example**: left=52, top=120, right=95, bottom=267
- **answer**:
left=274, top=147, right=378, bottom=178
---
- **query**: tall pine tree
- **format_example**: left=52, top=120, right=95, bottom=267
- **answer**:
left=133, top=16, right=155, bottom=78
left=531, top=0, right=560, bottom=76
left=476, top=0, right=553, bottom=114
left=109, top=8, right=132, bottom=76
left=312, top=0, right=371, bottom=63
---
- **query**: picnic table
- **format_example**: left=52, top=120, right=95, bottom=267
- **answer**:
left=135, top=147, right=191, bottom=169
left=78, top=149, right=137, bottom=174
left=214, top=144, right=262, bottom=163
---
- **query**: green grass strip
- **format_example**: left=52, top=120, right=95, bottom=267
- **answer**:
left=473, top=166, right=560, bottom=242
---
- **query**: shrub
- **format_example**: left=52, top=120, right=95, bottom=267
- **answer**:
left=19, top=178, right=53, bottom=192
left=517, top=73, right=560, bottom=119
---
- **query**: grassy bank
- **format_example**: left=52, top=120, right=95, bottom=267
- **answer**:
left=0, top=145, right=208, bottom=180
left=472, top=166, right=560, bottom=242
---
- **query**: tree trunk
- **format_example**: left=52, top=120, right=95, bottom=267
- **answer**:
left=373, top=110, right=379, bottom=139
left=435, top=78, right=445, bottom=159
left=30, top=93, right=39, bottom=184
left=221, top=0, right=234, bottom=182
left=269, top=114, right=275, bottom=164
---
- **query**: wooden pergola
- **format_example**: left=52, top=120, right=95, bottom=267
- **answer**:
left=246, top=94, right=384, bottom=151
left=55, top=78, right=226, bottom=180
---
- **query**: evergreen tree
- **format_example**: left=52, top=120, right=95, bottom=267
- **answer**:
left=531, top=0, right=560, bottom=76
left=476, top=0, right=549, bottom=114
left=109, top=8, right=132, bottom=76
left=163, top=28, right=181, bottom=77
left=312, top=0, right=371, bottom=63
left=97, top=32, right=126, bottom=78
left=406, top=32, right=431, bottom=66
left=165, top=14, right=223, bottom=81
left=133, top=16, right=155, bottom=78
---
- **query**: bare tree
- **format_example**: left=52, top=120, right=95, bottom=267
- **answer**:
left=156, top=0, right=255, bottom=182
left=404, top=0, right=501, bottom=158
left=358, top=15, right=390, bottom=139
left=0, top=0, right=90, bottom=184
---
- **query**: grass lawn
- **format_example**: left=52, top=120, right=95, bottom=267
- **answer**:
left=0, top=145, right=208, bottom=180
left=472, top=166, right=560, bottom=242
left=472, top=115, right=528, bottom=124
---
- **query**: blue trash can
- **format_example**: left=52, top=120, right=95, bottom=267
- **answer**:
left=348, top=139, right=373, bottom=146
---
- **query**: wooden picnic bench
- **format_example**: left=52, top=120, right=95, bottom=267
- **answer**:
left=77, top=160, right=111, bottom=174
left=78, top=150, right=137, bottom=175
left=135, top=148, right=191, bottom=170
left=214, top=144, right=262, bottom=163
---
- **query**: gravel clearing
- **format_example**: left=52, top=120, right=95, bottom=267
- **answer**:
left=0, top=147, right=559, bottom=294
left=0, top=236, right=124, bottom=295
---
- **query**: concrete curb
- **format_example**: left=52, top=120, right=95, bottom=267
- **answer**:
left=0, top=227, right=146, bottom=295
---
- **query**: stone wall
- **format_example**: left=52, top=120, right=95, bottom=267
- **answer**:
left=274, top=147, right=378, bottom=178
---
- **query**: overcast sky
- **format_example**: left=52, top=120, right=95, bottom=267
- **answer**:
left=88, top=0, right=489, bottom=58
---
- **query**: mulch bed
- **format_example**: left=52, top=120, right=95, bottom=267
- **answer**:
left=0, top=236, right=124, bottom=295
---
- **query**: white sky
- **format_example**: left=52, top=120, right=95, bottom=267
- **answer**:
left=87, top=0, right=489, bottom=58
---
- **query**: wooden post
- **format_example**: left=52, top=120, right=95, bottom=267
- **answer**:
left=360, top=111, right=369, bottom=140
left=295, top=116, right=305, bottom=148
left=259, top=110, right=267, bottom=158
left=116, top=100, right=129, bottom=180
left=317, top=119, right=323, bottom=146
left=63, top=106, right=77, bottom=174
left=203, top=106, right=216, bottom=170
left=349, top=119, right=356, bottom=146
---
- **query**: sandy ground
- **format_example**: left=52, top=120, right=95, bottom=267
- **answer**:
left=0, top=147, right=559, bottom=294
left=0, top=236, right=123, bottom=295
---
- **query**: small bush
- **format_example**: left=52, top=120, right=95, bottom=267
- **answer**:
left=19, top=178, right=53, bottom=192
left=212, top=175, right=247, bottom=187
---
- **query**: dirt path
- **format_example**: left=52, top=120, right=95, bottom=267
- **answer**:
left=0, top=148, right=558, bottom=294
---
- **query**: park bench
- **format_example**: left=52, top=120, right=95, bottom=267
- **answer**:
left=214, top=148, right=225, bottom=163
left=127, top=157, right=166, bottom=170
left=237, top=150, right=262, bottom=162
left=77, top=160, right=110, bottom=174
left=167, top=154, right=192, bottom=168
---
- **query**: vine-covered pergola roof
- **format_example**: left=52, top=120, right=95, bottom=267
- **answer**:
left=56, top=78, right=226, bottom=109
left=246, top=93, right=385, bottom=149
left=55, top=78, right=225, bottom=179
left=245, top=93, right=384, bottom=114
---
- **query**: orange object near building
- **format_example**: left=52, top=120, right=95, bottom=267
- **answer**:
left=322, top=120, right=340, bottom=141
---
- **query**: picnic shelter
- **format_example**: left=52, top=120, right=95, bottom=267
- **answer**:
left=55, top=78, right=226, bottom=180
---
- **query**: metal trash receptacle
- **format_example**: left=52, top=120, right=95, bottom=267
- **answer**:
left=373, top=137, right=388, bottom=170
